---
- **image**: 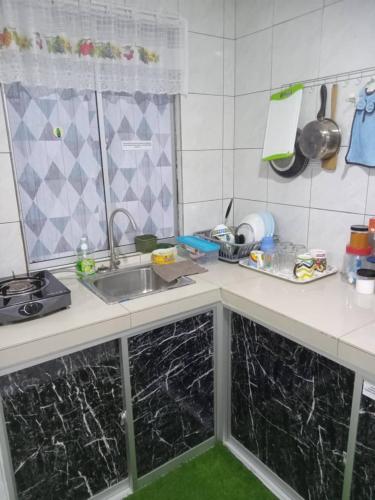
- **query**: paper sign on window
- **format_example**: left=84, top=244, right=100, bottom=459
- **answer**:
left=363, top=381, right=375, bottom=400
left=121, top=140, right=152, bottom=151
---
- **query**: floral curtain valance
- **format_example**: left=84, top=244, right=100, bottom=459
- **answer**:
left=0, top=0, right=188, bottom=94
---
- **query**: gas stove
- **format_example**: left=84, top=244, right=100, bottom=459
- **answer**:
left=0, top=270, right=71, bottom=325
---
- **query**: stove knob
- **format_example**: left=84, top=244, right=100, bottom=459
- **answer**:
left=19, top=302, right=43, bottom=316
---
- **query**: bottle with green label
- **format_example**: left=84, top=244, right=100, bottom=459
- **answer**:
left=76, top=236, right=96, bottom=277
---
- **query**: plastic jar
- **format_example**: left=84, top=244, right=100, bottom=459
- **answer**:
left=369, top=218, right=375, bottom=254
left=343, top=245, right=371, bottom=284
left=350, top=225, right=369, bottom=250
left=356, top=269, right=375, bottom=294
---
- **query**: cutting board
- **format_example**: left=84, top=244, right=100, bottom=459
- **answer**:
left=262, top=83, right=304, bottom=162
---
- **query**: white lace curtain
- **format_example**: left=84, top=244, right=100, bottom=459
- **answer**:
left=0, top=0, right=188, bottom=94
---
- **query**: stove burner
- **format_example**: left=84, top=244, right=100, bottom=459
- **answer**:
left=0, top=277, right=47, bottom=296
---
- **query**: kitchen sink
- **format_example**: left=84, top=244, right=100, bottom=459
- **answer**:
left=81, top=264, right=194, bottom=304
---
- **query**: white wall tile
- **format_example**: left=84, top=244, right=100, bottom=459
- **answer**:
left=189, top=34, right=223, bottom=94
left=320, top=0, right=375, bottom=78
left=308, top=209, right=363, bottom=268
left=183, top=200, right=223, bottom=233
left=223, top=150, right=234, bottom=198
left=182, top=150, right=222, bottom=203
left=0, top=97, right=10, bottom=153
left=235, top=91, right=269, bottom=148
left=181, top=94, right=223, bottom=150
left=310, top=148, right=369, bottom=214
left=268, top=203, right=310, bottom=245
left=236, top=0, right=274, bottom=38
left=236, top=29, right=272, bottom=94
left=272, top=10, right=322, bottom=87
left=234, top=149, right=268, bottom=201
left=273, top=0, right=323, bottom=24
left=223, top=96, right=234, bottom=149
left=0, top=153, right=19, bottom=223
left=0, top=222, right=26, bottom=277
left=365, top=170, right=375, bottom=215
left=224, top=39, right=235, bottom=95
left=181, top=0, right=224, bottom=36
left=268, top=162, right=312, bottom=207
left=234, top=198, right=267, bottom=225
left=224, top=0, right=235, bottom=39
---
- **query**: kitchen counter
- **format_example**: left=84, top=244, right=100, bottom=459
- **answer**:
left=0, top=261, right=375, bottom=377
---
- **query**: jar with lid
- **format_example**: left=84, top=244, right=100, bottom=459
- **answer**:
left=349, top=224, right=369, bottom=251
left=342, top=245, right=371, bottom=284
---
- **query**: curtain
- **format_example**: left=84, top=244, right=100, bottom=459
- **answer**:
left=0, top=0, right=188, bottom=95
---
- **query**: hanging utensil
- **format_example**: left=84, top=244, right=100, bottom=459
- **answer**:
left=224, top=198, right=233, bottom=226
left=299, top=84, right=341, bottom=160
left=322, top=84, right=339, bottom=170
left=269, top=128, right=309, bottom=178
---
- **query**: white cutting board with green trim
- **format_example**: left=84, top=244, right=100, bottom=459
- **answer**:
left=262, top=83, right=304, bottom=162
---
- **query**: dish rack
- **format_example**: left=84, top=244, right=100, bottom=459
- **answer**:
left=194, top=229, right=259, bottom=263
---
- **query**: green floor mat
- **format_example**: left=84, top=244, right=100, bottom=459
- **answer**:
left=128, top=444, right=276, bottom=500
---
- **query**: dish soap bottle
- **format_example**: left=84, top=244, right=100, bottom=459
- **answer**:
left=76, top=236, right=96, bottom=277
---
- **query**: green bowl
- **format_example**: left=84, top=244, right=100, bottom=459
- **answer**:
left=155, top=243, right=175, bottom=250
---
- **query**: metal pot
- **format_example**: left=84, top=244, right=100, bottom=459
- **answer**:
left=299, top=84, right=341, bottom=160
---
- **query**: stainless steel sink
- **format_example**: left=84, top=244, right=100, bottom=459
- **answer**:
left=82, top=264, right=194, bottom=304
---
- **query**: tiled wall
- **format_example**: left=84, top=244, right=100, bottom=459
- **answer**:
left=177, top=0, right=235, bottom=234
left=234, top=0, right=375, bottom=267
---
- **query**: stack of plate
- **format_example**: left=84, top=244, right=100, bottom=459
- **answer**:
left=236, top=211, right=275, bottom=244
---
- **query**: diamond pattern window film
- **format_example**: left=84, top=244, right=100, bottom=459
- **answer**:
left=102, top=91, right=175, bottom=246
left=6, top=83, right=175, bottom=265
left=6, top=83, right=108, bottom=263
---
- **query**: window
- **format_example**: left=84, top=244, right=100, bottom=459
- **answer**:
left=5, top=83, right=176, bottom=268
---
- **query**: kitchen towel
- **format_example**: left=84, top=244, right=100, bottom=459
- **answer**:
left=262, top=83, right=303, bottom=162
left=152, top=260, right=207, bottom=283
left=346, top=87, right=375, bottom=167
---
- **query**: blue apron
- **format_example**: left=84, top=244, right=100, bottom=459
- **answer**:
left=346, top=88, right=375, bottom=167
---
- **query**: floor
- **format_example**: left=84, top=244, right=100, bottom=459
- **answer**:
left=128, top=444, right=275, bottom=500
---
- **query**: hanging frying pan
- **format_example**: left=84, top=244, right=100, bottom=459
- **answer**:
left=299, top=84, right=341, bottom=160
left=269, top=128, right=309, bottom=178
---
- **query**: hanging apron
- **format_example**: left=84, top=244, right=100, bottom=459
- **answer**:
left=346, top=88, right=375, bottom=167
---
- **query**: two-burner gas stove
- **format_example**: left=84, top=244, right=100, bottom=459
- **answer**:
left=0, top=270, right=71, bottom=325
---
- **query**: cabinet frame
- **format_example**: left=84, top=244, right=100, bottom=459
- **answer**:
left=223, top=305, right=375, bottom=500
left=0, top=303, right=220, bottom=500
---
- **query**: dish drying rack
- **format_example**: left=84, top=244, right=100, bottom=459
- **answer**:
left=194, top=228, right=259, bottom=263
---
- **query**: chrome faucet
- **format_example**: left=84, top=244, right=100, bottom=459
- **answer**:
left=108, top=208, right=138, bottom=270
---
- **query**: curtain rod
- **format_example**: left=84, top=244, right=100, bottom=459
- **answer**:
left=276, top=66, right=375, bottom=91
left=51, top=0, right=182, bottom=22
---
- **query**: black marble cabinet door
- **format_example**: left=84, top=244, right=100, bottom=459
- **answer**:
left=0, top=340, right=127, bottom=500
left=351, top=392, right=375, bottom=499
left=128, top=311, right=214, bottom=477
left=231, top=313, right=354, bottom=500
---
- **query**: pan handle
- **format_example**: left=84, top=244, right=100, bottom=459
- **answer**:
left=317, top=84, right=327, bottom=120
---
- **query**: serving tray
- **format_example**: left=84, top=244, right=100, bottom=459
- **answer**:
left=238, top=258, right=337, bottom=284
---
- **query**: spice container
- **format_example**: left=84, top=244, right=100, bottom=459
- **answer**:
left=349, top=225, right=369, bottom=251
left=356, top=268, right=375, bottom=294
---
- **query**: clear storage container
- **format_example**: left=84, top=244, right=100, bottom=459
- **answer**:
left=176, top=236, right=220, bottom=264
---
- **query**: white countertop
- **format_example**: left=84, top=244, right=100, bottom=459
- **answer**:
left=1, top=260, right=375, bottom=377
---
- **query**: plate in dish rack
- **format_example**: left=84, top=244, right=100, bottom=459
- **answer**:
left=238, top=258, right=337, bottom=284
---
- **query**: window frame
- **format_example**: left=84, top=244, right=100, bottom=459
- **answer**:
left=1, top=85, right=179, bottom=272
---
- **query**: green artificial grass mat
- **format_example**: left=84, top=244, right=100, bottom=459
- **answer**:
left=127, top=444, right=276, bottom=500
